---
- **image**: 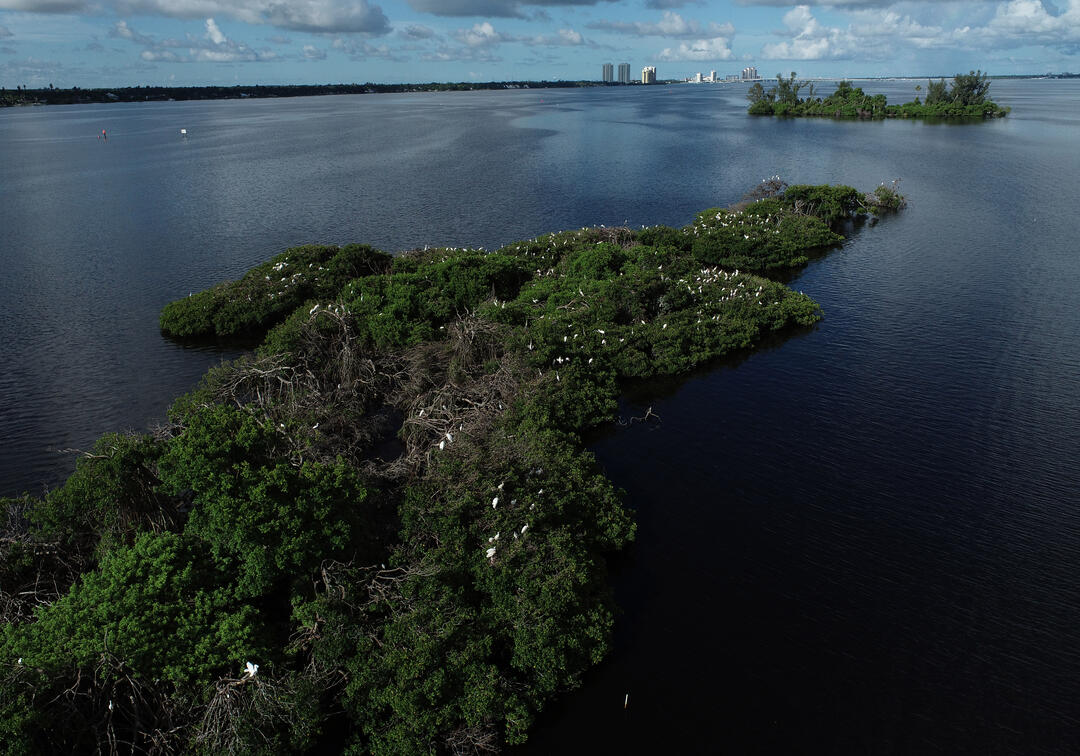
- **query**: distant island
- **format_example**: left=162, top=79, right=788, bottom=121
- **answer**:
left=2, top=179, right=902, bottom=754
left=0, top=80, right=642, bottom=108
left=747, top=70, right=1009, bottom=119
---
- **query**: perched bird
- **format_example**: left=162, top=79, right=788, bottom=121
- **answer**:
left=244, top=662, right=258, bottom=678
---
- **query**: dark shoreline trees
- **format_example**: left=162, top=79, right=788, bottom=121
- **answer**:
left=0, top=81, right=611, bottom=108
left=2, top=181, right=904, bottom=754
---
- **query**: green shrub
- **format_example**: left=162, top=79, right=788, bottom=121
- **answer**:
left=158, top=405, right=367, bottom=597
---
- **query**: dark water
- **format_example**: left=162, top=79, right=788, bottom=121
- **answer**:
left=3, top=80, right=1080, bottom=753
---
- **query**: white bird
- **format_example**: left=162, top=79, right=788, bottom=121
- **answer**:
left=486, top=547, right=496, bottom=559
left=180, top=128, right=187, bottom=136
left=439, top=440, right=446, bottom=450
left=244, top=661, right=258, bottom=678
left=492, top=497, right=499, bottom=509
left=521, top=524, right=529, bottom=534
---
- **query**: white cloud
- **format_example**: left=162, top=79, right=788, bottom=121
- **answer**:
left=405, top=0, right=619, bottom=17
left=646, top=0, right=704, bottom=7
left=204, top=17, right=226, bottom=45
left=984, top=0, right=1080, bottom=41
left=453, top=21, right=507, bottom=47
left=590, top=11, right=734, bottom=38
left=657, top=36, right=735, bottom=60
left=0, top=0, right=87, bottom=10
left=526, top=27, right=587, bottom=45
left=754, top=0, right=1080, bottom=60
left=112, top=17, right=277, bottom=63
left=0, top=0, right=392, bottom=35
left=848, top=10, right=946, bottom=48
left=302, top=43, right=326, bottom=59
left=736, top=0, right=975, bottom=6
left=760, top=5, right=858, bottom=59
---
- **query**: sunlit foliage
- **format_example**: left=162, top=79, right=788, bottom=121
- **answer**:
left=3, top=184, right=904, bottom=753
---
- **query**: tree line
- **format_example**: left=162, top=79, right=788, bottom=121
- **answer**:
left=747, top=70, right=1009, bottom=119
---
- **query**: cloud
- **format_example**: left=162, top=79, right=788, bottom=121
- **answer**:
left=332, top=36, right=407, bottom=61
left=847, top=10, right=946, bottom=48
left=646, top=0, right=704, bottom=7
left=405, top=0, right=617, bottom=17
left=984, top=0, right=1080, bottom=42
left=399, top=24, right=438, bottom=40
left=752, top=0, right=1080, bottom=60
left=0, top=55, right=70, bottom=86
left=204, top=17, right=226, bottom=45
left=0, top=0, right=87, bottom=10
left=112, top=17, right=278, bottom=63
left=136, top=0, right=390, bottom=34
left=760, top=5, right=856, bottom=59
left=452, top=20, right=509, bottom=46
left=589, top=11, right=733, bottom=37
left=735, top=0, right=955, bottom=6
left=657, top=35, right=735, bottom=60
left=525, top=27, right=587, bottom=45
left=1, top=0, right=392, bottom=35
left=407, top=0, right=522, bottom=15
left=302, top=44, right=326, bottom=59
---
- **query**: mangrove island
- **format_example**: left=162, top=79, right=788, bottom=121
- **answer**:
left=748, top=70, right=1009, bottom=119
left=1, top=180, right=903, bottom=754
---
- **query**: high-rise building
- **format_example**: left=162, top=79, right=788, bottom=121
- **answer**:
left=618, top=63, right=631, bottom=84
left=642, top=66, right=657, bottom=84
left=602, top=63, right=613, bottom=83
left=741, top=66, right=758, bottom=80
left=710, top=70, right=718, bottom=83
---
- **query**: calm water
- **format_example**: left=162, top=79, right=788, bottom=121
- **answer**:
left=3, top=80, right=1080, bottom=753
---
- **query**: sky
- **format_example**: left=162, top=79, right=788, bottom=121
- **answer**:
left=1, top=0, right=1078, bottom=88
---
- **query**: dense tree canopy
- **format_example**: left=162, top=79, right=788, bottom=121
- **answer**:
left=2, top=180, right=904, bottom=754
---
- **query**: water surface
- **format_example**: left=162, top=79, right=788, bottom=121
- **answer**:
left=2, top=79, right=1079, bottom=754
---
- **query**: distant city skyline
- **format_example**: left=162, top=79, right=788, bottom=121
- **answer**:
left=2, top=1, right=1079, bottom=88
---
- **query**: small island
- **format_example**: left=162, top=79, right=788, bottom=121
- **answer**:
left=2, top=180, right=902, bottom=754
left=748, top=70, right=1009, bottom=119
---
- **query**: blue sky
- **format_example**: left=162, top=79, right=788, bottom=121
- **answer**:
left=1, top=0, right=1078, bottom=87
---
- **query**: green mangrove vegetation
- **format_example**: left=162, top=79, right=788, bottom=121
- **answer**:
left=2, top=179, right=903, bottom=755
left=747, top=71, right=1009, bottom=119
